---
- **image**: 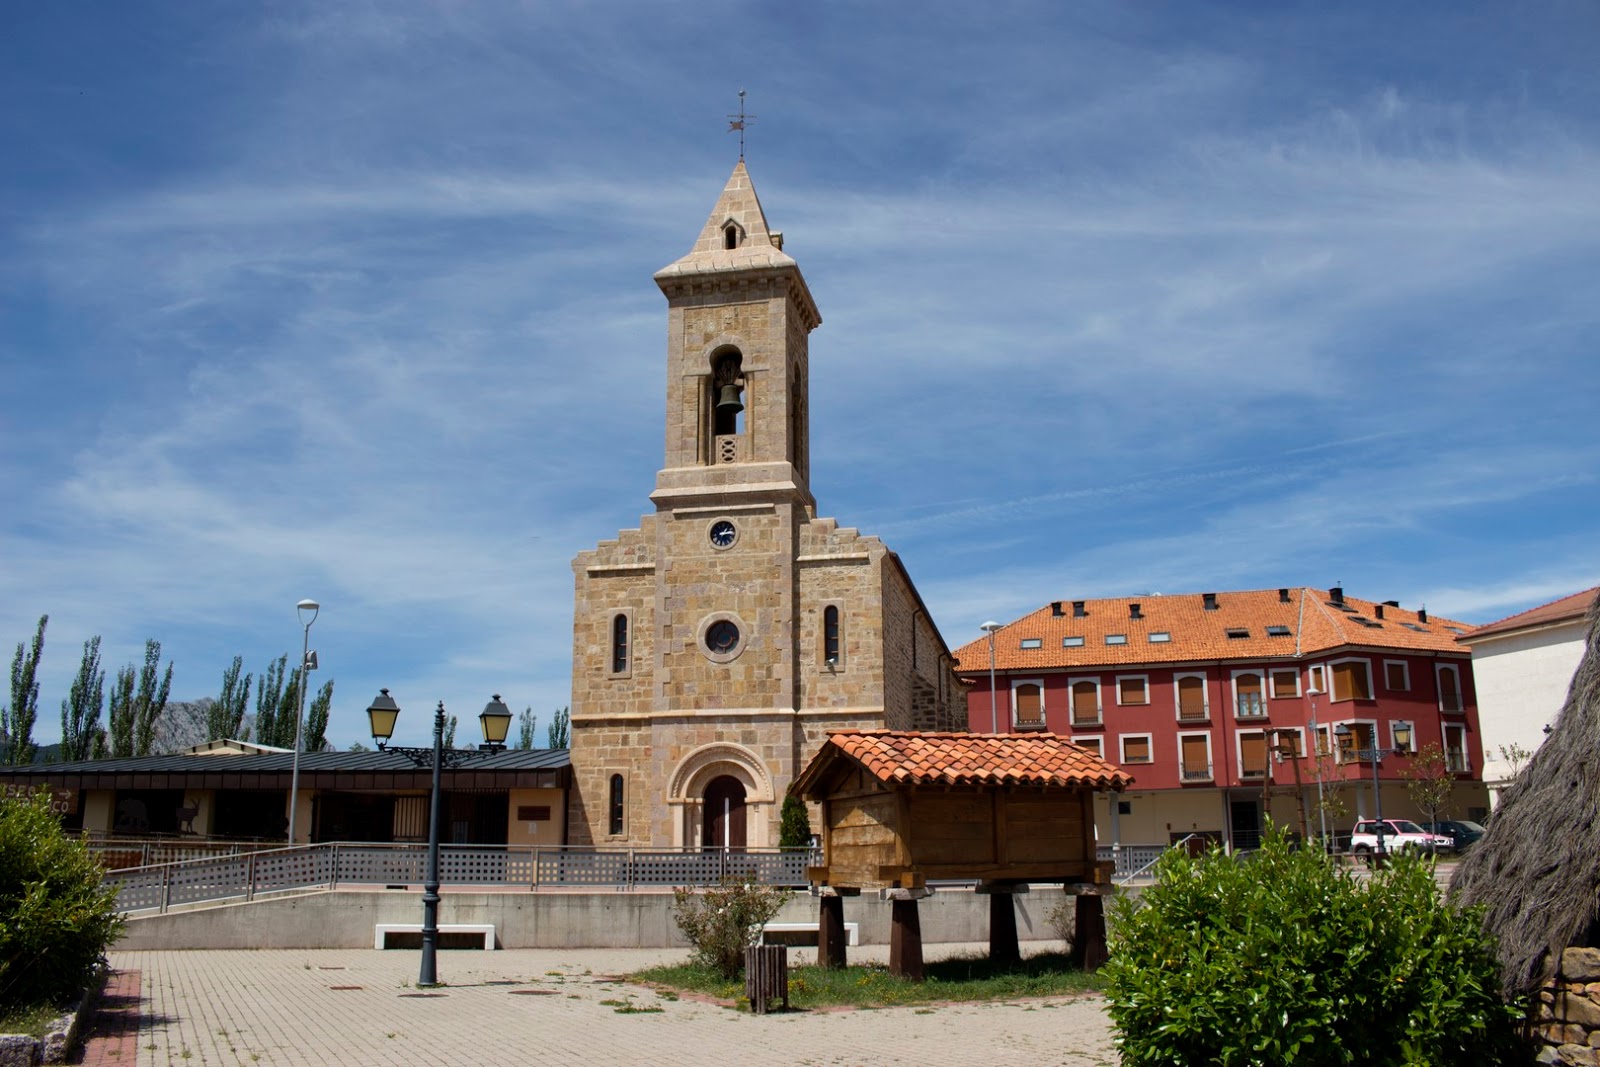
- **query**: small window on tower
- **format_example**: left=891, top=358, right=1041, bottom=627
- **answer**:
left=823, top=605, right=841, bottom=666
left=608, top=774, right=625, bottom=836
left=611, top=613, right=629, bottom=674
left=723, top=222, right=740, bottom=249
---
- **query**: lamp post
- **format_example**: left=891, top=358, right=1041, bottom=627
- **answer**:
left=980, top=621, right=1002, bottom=733
left=1308, top=683, right=1328, bottom=849
left=1334, top=720, right=1412, bottom=862
left=286, top=598, right=319, bottom=846
left=366, top=689, right=512, bottom=988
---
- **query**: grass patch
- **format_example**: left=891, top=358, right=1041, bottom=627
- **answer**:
left=0, top=1002, right=65, bottom=1039
left=633, top=952, right=1102, bottom=1011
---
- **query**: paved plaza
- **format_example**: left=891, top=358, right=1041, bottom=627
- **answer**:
left=88, top=944, right=1117, bottom=1067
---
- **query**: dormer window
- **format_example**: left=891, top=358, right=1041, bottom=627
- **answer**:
left=722, top=220, right=742, bottom=249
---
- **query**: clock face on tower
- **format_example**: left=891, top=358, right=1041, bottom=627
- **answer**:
left=708, top=520, right=737, bottom=549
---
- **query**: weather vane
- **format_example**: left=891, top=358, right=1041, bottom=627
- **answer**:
left=727, top=89, right=755, bottom=160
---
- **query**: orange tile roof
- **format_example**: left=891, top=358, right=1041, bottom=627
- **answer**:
left=1460, top=586, right=1599, bottom=643
left=813, top=729, right=1132, bottom=791
left=950, top=587, right=1472, bottom=674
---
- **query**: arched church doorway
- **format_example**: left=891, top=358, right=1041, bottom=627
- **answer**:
left=702, top=775, right=747, bottom=850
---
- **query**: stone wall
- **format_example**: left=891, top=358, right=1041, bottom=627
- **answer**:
left=1535, top=947, right=1600, bottom=1064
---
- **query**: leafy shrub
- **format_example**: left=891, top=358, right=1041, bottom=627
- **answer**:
left=1103, top=826, right=1528, bottom=1066
left=671, top=875, right=791, bottom=979
left=0, top=790, right=124, bottom=1012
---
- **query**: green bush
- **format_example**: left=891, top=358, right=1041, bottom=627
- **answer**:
left=0, top=790, right=123, bottom=1012
left=1102, top=827, right=1528, bottom=1066
left=778, top=795, right=812, bottom=849
left=670, top=875, right=790, bottom=979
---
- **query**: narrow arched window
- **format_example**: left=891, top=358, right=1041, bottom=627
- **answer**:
left=724, top=223, right=739, bottom=249
left=823, top=605, right=840, bottom=665
left=608, top=774, right=624, bottom=835
left=611, top=614, right=629, bottom=673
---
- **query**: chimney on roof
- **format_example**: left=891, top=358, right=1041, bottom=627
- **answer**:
left=1202, top=593, right=1218, bottom=611
left=1279, top=588, right=1291, bottom=603
left=1072, top=600, right=1087, bottom=618
left=1051, top=601, right=1064, bottom=617
left=1129, top=602, right=1142, bottom=620
left=1384, top=600, right=1400, bottom=608
left=1418, top=606, right=1428, bottom=623
left=1330, top=586, right=1345, bottom=607
left=1375, top=604, right=1385, bottom=619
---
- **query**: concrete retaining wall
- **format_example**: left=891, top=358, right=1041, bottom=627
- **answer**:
left=116, top=885, right=1074, bottom=951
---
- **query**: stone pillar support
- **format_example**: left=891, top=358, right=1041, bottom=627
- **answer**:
left=1063, top=882, right=1112, bottom=972
left=976, top=882, right=1028, bottom=968
left=816, top=886, right=858, bottom=970
left=882, top=886, right=933, bottom=981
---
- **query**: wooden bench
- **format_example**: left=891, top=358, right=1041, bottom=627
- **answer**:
left=374, top=923, right=496, bottom=950
left=761, top=921, right=858, bottom=947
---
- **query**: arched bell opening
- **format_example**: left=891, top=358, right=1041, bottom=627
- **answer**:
left=710, top=348, right=744, bottom=440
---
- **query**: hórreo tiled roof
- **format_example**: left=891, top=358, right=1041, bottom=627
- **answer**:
left=809, top=730, right=1131, bottom=791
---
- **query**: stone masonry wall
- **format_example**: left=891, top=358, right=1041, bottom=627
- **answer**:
left=1535, top=947, right=1600, bottom=1065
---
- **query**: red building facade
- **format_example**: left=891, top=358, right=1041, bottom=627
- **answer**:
left=952, top=587, right=1490, bottom=850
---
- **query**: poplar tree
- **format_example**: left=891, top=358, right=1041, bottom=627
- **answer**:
left=546, top=705, right=570, bottom=749
left=4, top=615, right=47, bottom=766
left=59, top=636, right=105, bottom=763
left=209, top=656, right=252, bottom=741
left=302, top=680, right=334, bottom=753
left=515, top=707, right=537, bottom=750
left=106, top=640, right=173, bottom=757
left=252, top=655, right=288, bottom=748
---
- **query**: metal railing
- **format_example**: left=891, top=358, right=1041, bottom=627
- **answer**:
left=104, top=843, right=821, bottom=914
left=86, top=836, right=281, bottom=871
left=1102, top=836, right=1205, bottom=885
left=1180, top=764, right=1212, bottom=781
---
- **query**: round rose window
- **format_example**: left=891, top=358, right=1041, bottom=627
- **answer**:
left=705, top=620, right=741, bottom=654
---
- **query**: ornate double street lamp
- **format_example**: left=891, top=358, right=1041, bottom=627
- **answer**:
left=366, top=689, right=513, bottom=988
left=1334, top=720, right=1413, bottom=862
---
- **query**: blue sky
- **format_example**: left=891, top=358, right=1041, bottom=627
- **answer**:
left=3, top=2, right=1596, bottom=749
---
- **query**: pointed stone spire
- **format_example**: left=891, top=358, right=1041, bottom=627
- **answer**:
left=655, top=161, right=797, bottom=279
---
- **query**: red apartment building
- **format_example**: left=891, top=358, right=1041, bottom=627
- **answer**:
left=951, top=587, right=1490, bottom=852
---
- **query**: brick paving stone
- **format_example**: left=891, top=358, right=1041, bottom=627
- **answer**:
left=78, top=969, right=141, bottom=1067
left=107, top=944, right=1117, bottom=1067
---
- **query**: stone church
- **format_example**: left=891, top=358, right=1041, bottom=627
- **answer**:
left=567, top=162, right=965, bottom=849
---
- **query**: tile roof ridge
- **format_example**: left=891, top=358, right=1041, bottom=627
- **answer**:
left=1466, top=585, right=1600, bottom=637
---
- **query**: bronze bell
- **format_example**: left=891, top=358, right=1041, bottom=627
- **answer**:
left=716, top=382, right=744, bottom=417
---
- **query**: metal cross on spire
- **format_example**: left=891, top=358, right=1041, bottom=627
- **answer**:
left=727, top=88, right=755, bottom=159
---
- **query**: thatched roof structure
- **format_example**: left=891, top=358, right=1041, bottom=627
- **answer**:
left=1451, top=595, right=1600, bottom=999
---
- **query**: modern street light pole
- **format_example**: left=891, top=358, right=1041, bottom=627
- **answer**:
left=1335, top=721, right=1412, bottom=862
left=1308, top=683, right=1328, bottom=848
left=367, top=690, right=511, bottom=988
left=286, top=598, right=318, bottom=846
left=980, top=621, right=1002, bottom=733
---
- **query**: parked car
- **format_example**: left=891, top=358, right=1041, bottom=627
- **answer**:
left=1349, top=819, right=1454, bottom=856
left=1430, top=819, right=1487, bottom=852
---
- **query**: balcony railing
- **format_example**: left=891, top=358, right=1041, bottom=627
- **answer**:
left=1176, top=704, right=1208, bottom=723
left=1447, top=753, right=1469, bottom=773
left=1071, top=708, right=1101, bottom=727
left=1180, top=764, right=1213, bottom=782
left=1240, top=765, right=1266, bottom=779
left=1235, top=694, right=1267, bottom=719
